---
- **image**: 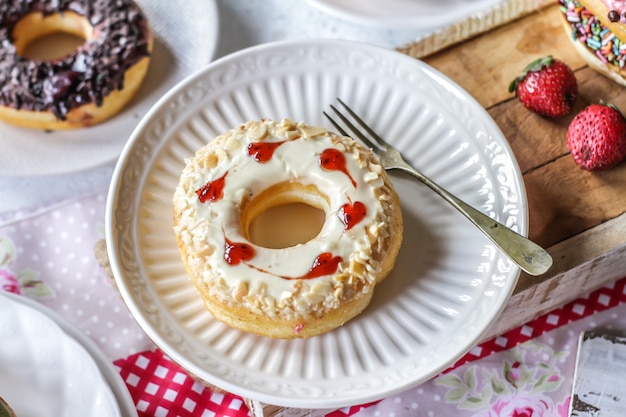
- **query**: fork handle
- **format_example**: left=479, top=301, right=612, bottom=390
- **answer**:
left=397, top=166, right=553, bottom=276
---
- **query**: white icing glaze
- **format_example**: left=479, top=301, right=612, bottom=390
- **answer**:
left=174, top=119, right=389, bottom=318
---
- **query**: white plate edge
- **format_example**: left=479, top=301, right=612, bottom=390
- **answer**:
left=0, top=292, right=138, bottom=417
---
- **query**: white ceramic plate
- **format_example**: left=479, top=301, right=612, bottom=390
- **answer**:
left=106, top=39, right=525, bottom=409
left=0, top=293, right=133, bottom=417
left=306, top=0, right=506, bottom=28
left=1, top=293, right=139, bottom=417
left=0, top=0, right=219, bottom=177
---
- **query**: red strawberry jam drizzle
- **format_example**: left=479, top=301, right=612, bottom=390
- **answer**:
left=338, top=200, right=366, bottom=230
left=320, top=148, right=357, bottom=188
left=196, top=171, right=228, bottom=203
left=224, top=237, right=255, bottom=265
left=301, top=252, right=343, bottom=279
left=246, top=141, right=286, bottom=163
left=223, top=239, right=342, bottom=280
left=254, top=252, right=342, bottom=280
left=218, top=144, right=349, bottom=279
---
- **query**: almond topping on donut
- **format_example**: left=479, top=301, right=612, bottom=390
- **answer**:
left=303, top=291, right=326, bottom=304
left=311, top=281, right=332, bottom=296
left=232, top=281, right=248, bottom=302
left=246, top=122, right=268, bottom=140
left=195, top=243, right=214, bottom=258
left=300, top=125, right=328, bottom=138
left=224, top=137, right=241, bottom=152
left=197, top=151, right=219, bottom=169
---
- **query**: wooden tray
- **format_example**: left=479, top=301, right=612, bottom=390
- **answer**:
left=249, top=0, right=626, bottom=415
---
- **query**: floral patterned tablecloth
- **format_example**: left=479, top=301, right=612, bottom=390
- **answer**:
left=1, top=188, right=625, bottom=417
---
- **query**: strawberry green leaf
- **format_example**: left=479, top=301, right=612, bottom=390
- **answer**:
left=509, top=55, right=554, bottom=94
left=522, top=56, right=554, bottom=74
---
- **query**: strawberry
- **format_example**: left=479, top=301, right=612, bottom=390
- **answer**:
left=509, top=56, right=578, bottom=117
left=567, top=103, right=626, bottom=170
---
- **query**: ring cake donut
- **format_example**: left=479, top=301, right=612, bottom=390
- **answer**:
left=173, top=119, right=403, bottom=339
left=559, top=0, right=626, bottom=86
left=0, top=0, right=153, bottom=130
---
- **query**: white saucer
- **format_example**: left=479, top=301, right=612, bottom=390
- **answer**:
left=0, top=292, right=137, bottom=417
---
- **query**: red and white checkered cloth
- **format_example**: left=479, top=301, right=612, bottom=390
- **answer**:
left=115, top=350, right=249, bottom=417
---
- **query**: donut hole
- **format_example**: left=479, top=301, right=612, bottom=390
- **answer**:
left=11, top=11, right=93, bottom=61
left=242, top=182, right=328, bottom=249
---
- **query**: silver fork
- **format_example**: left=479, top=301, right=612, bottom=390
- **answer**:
left=324, top=98, right=553, bottom=276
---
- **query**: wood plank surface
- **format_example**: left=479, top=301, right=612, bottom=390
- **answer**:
left=421, top=3, right=586, bottom=109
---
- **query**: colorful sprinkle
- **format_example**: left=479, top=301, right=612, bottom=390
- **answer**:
left=587, top=37, right=602, bottom=49
left=559, top=0, right=626, bottom=69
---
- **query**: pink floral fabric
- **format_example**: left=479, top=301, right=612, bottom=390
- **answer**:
left=0, top=235, right=54, bottom=298
left=0, top=192, right=151, bottom=359
left=1, top=189, right=626, bottom=417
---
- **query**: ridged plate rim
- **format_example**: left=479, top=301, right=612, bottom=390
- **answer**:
left=106, top=39, right=525, bottom=409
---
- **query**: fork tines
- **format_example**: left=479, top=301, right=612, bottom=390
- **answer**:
left=324, top=99, right=384, bottom=151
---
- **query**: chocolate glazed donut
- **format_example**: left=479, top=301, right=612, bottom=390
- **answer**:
left=0, top=0, right=153, bottom=130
